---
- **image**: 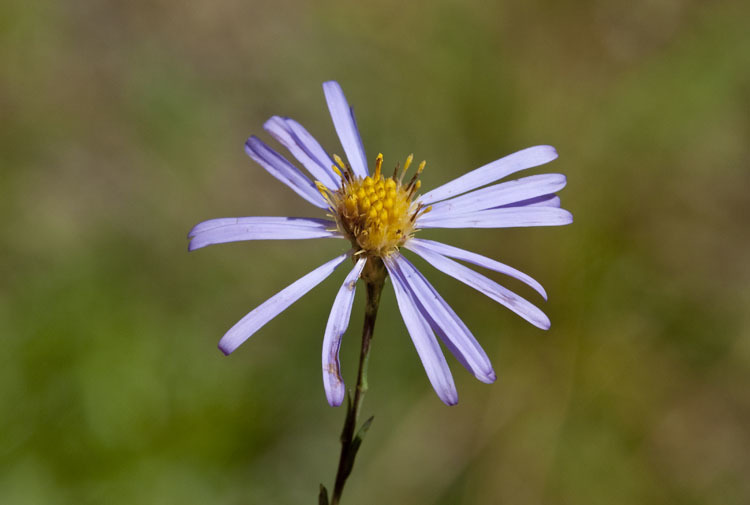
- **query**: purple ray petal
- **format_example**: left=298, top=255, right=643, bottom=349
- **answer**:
left=417, top=206, right=573, bottom=229
left=322, top=81, right=368, bottom=178
left=388, top=253, right=495, bottom=384
left=405, top=238, right=547, bottom=300
left=189, top=216, right=335, bottom=237
left=284, top=118, right=340, bottom=186
left=321, top=257, right=366, bottom=406
left=188, top=217, right=341, bottom=251
left=384, top=255, right=458, bottom=405
left=419, top=146, right=559, bottom=205
left=499, top=193, right=561, bottom=208
left=407, top=246, right=550, bottom=329
left=245, top=136, right=328, bottom=209
left=218, top=252, right=349, bottom=355
left=428, top=174, right=566, bottom=218
left=263, top=116, right=340, bottom=189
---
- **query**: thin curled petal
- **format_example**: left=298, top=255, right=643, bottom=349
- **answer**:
left=244, top=136, right=328, bottom=209
left=218, top=253, right=349, bottom=355
left=384, top=255, right=458, bottom=405
left=323, top=81, right=368, bottom=178
left=321, top=257, right=366, bottom=406
left=419, top=146, right=559, bottom=205
left=188, top=217, right=341, bottom=251
left=407, top=246, right=551, bottom=329
left=428, top=174, right=566, bottom=218
left=390, top=253, right=495, bottom=384
left=263, top=116, right=340, bottom=189
left=417, top=206, right=573, bottom=229
left=405, top=238, right=547, bottom=300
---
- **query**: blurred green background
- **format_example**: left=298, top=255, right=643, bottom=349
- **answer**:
left=2, top=0, right=749, bottom=503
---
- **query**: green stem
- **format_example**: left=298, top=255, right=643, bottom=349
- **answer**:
left=329, top=258, right=386, bottom=505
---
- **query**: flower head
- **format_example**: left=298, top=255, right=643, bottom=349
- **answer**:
left=189, top=81, right=572, bottom=406
left=318, top=152, right=430, bottom=257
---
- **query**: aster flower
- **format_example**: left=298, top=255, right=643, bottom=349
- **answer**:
left=189, top=81, right=572, bottom=407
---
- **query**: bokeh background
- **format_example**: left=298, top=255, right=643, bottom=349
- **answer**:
left=2, top=0, right=749, bottom=503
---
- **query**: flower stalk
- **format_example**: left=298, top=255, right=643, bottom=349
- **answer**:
left=323, top=258, right=386, bottom=505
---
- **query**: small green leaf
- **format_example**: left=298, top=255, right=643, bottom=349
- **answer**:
left=339, top=391, right=355, bottom=442
left=340, top=416, right=375, bottom=480
left=355, top=415, right=375, bottom=442
left=319, top=484, right=329, bottom=505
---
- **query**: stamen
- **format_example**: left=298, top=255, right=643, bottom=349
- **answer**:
left=374, top=153, right=383, bottom=181
left=331, top=164, right=343, bottom=179
left=315, top=180, right=329, bottom=196
left=332, top=154, right=347, bottom=172
left=407, top=179, right=421, bottom=198
left=406, top=161, right=425, bottom=190
left=399, top=154, right=413, bottom=183
left=404, top=154, right=414, bottom=173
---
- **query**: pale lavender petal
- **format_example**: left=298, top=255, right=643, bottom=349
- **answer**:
left=500, top=194, right=561, bottom=208
left=218, top=253, right=349, bottom=355
left=263, top=116, right=340, bottom=189
left=323, top=81, right=369, bottom=178
left=321, top=257, right=366, bottom=406
left=419, top=146, right=559, bottom=205
left=405, top=238, right=547, bottom=300
left=428, top=174, right=566, bottom=218
left=245, top=136, right=328, bottom=209
left=384, top=255, right=458, bottom=405
left=188, top=217, right=341, bottom=251
left=285, top=119, right=339, bottom=185
left=189, top=216, right=334, bottom=237
left=389, top=253, right=495, bottom=384
left=407, top=246, right=550, bottom=329
left=417, top=206, right=573, bottom=229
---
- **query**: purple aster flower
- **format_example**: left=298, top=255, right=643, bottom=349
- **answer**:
left=189, top=81, right=572, bottom=406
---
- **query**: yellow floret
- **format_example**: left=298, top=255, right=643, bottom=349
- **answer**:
left=324, top=153, right=427, bottom=256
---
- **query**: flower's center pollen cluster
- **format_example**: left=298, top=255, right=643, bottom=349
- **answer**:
left=316, top=153, right=431, bottom=257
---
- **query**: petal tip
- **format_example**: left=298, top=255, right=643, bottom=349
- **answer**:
left=262, top=116, right=283, bottom=132
left=327, top=393, right=345, bottom=407
left=444, top=395, right=459, bottom=406
left=218, top=341, right=233, bottom=356
left=322, top=80, right=341, bottom=91
left=481, top=369, right=497, bottom=384
left=538, top=145, right=558, bottom=160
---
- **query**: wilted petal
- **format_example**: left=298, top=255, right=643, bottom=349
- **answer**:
left=407, top=245, right=550, bottom=329
left=428, top=174, right=566, bottom=218
left=323, top=81, right=369, bottom=178
left=188, top=217, right=341, bottom=251
left=263, top=116, right=340, bottom=189
left=245, top=136, right=328, bottom=209
left=389, top=253, right=495, bottom=384
left=384, top=255, right=458, bottom=405
left=419, top=146, right=558, bottom=205
left=417, top=206, right=573, bottom=229
left=405, top=238, right=547, bottom=300
left=321, top=257, right=366, bottom=406
left=218, top=252, right=349, bottom=355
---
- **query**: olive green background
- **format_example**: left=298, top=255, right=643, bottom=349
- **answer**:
left=2, top=0, right=749, bottom=503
